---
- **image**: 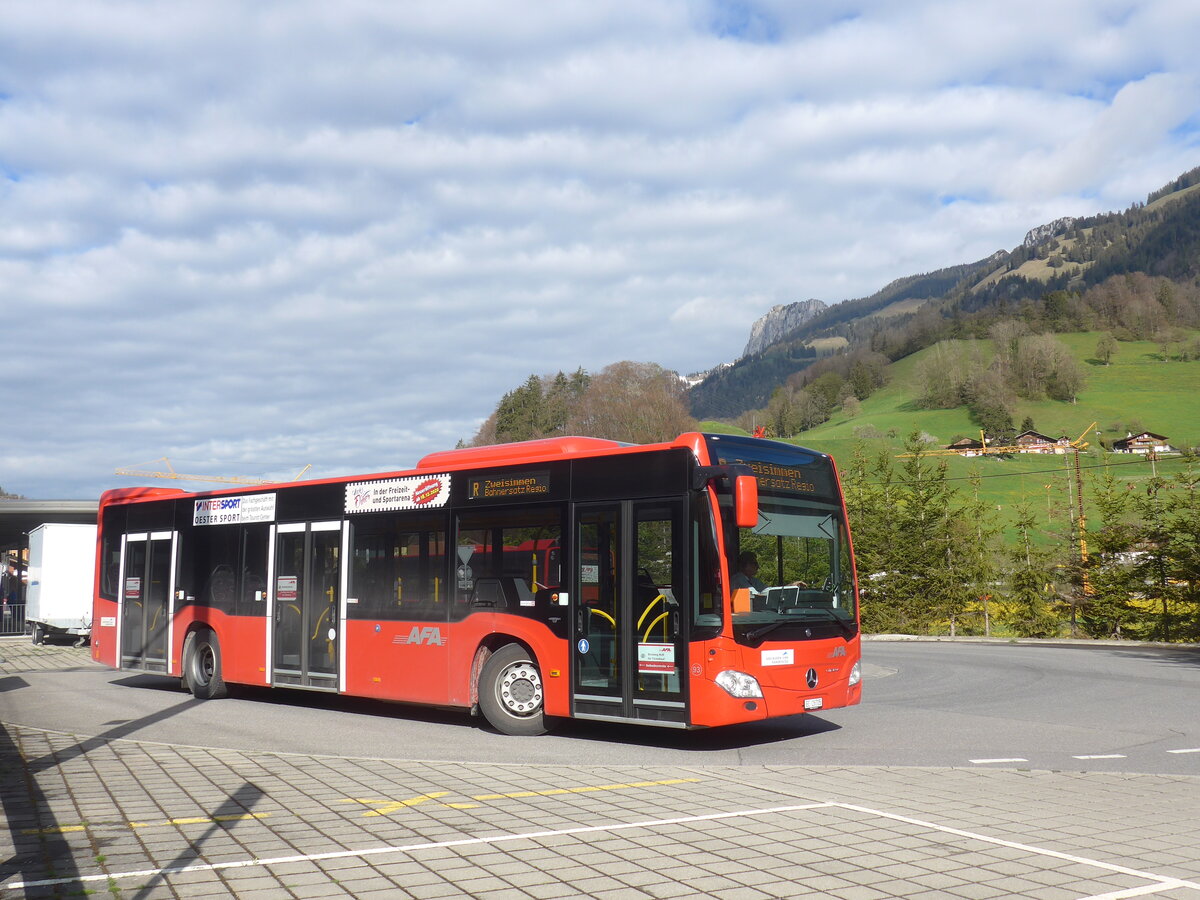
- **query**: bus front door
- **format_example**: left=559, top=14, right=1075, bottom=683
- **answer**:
left=571, top=501, right=685, bottom=727
left=119, top=531, right=176, bottom=673
left=273, top=521, right=342, bottom=690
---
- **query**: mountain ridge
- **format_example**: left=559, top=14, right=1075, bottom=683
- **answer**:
left=691, top=164, right=1200, bottom=421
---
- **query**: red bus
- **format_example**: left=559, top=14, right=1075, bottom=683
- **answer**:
left=92, top=432, right=861, bottom=735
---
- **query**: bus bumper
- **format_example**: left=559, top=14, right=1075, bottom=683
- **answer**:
left=690, top=648, right=862, bottom=727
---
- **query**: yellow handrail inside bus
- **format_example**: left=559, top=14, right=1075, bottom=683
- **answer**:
left=311, top=605, right=332, bottom=641
left=642, top=612, right=669, bottom=643
left=637, top=594, right=668, bottom=630
left=589, top=608, right=616, bottom=628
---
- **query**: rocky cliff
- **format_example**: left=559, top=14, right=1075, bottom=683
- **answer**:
left=742, top=299, right=826, bottom=358
left=1022, top=216, right=1076, bottom=249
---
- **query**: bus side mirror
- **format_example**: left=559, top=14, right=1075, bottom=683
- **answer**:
left=735, top=475, right=758, bottom=528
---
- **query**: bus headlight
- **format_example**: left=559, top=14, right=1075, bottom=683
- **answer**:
left=848, top=660, right=861, bottom=687
left=715, top=669, right=763, bottom=699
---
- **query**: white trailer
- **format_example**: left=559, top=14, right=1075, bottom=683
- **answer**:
left=27, top=523, right=96, bottom=645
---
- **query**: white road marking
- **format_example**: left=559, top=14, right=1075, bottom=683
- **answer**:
left=1167, top=748, right=1200, bottom=754
left=834, top=803, right=1200, bottom=897
left=8, top=800, right=1200, bottom=897
left=1077, top=882, right=1193, bottom=899
left=4, top=802, right=835, bottom=890
left=1073, top=754, right=1127, bottom=760
left=969, top=757, right=1028, bottom=764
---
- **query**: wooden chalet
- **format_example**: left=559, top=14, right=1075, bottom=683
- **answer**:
left=1112, top=431, right=1174, bottom=454
left=946, top=437, right=985, bottom=456
left=1013, top=430, right=1060, bottom=453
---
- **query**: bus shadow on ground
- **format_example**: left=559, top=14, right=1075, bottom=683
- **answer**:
left=109, top=673, right=841, bottom=750
left=547, top=713, right=841, bottom=751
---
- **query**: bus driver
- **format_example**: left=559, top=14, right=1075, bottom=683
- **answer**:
left=730, top=551, right=766, bottom=594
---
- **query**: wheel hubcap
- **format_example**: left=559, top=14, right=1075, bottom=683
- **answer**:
left=498, top=662, right=542, bottom=717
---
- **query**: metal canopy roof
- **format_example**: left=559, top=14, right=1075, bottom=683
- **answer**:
left=0, top=500, right=99, bottom=552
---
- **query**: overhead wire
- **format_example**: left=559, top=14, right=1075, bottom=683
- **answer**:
left=856, top=453, right=1191, bottom=485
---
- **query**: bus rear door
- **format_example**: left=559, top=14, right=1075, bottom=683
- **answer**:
left=119, top=531, right=176, bottom=673
left=272, top=521, right=343, bottom=690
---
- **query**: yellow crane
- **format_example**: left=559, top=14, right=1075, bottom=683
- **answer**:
left=898, top=422, right=1096, bottom=457
left=115, top=457, right=312, bottom=486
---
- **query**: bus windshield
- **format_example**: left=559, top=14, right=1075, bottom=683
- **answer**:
left=730, top=495, right=857, bottom=645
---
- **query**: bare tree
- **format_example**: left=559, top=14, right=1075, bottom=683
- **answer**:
left=567, top=361, right=695, bottom=444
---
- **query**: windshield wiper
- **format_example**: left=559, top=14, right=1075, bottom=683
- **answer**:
left=798, top=607, right=857, bottom=638
left=743, top=609, right=856, bottom=646
left=743, top=620, right=789, bottom=646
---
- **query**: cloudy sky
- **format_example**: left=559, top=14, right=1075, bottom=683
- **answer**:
left=3, top=1, right=1198, bottom=499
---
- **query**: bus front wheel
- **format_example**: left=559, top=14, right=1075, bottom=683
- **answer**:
left=479, top=643, right=547, bottom=736
left=185, top=629, right=229, bottom=700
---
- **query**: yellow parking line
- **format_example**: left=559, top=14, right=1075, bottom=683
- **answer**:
left=26, top=812, right=271, bottom=835
left=21, top=825, right=88, bottom=835
left=340, top=778, right=701, bottom=818
left=472, top=777, right=700, bottom=801
left=340, top=793, right=449, bottom=817
left=129, top=813, right=270, bottom=829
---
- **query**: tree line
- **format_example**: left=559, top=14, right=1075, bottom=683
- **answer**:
left=842, top=435, right=1200, bottom=642
left=467, top=361, right=694, bottom=447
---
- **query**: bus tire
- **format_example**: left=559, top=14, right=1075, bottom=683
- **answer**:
left=478, top=643, right=547, bottom=736
left=185, top=629, right=228, bottom=700
left=31, top=623, right=44, bottom=645
left=180, top=631, right=195, bottom=692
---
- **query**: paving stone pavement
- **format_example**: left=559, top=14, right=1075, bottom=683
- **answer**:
left=2, top=642, right=1199, bottom=899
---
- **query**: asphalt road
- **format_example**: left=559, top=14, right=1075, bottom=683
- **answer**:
left=3, top=638, right=1199, bottom=774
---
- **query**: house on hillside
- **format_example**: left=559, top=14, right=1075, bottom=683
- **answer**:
left=946, top=437, right=985, bottom=456
left=1112, top=431, right=1175, bottom=454
left=1013, top=430, right=1059, bottom=453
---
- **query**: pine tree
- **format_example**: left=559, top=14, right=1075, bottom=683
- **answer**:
left=871, top=434, right=959, bottom=633
left=949, top=472, right=1002, bottom=636
left=1004, top=502, right=1060, bottom=637
left=842, top=443, right=899, bottom=632
left=1081, top=466, right=1139, bottom=638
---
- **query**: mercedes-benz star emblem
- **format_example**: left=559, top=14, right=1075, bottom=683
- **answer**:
left=805, top=668, right=818, bottom=689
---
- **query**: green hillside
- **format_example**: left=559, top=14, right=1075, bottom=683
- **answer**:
left=704, top=331, right=1200, bottom=546
left=805, top=332, right=1199, bottom=451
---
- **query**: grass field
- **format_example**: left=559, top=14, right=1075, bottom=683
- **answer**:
left=699, top=331, right=1200, bottom=549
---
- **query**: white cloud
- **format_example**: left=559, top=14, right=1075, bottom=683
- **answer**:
left=1, top=0, right=1199, bottom=497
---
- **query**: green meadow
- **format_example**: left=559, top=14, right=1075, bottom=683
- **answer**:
left=701, top=331, right=1200, bottom=548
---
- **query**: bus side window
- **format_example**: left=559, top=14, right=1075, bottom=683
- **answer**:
left=349, top=515, right=447, bottom=622
left=453, top=506, right=564, bottom=622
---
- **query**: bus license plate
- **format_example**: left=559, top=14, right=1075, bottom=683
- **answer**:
left=804, top=698, right=823, bottom=711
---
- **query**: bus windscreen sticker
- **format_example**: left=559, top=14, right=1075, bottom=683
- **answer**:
left=345, top=474, right=452, bottom=513
left=194, top=493, right=277, bottom=526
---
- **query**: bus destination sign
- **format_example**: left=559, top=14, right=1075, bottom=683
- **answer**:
left=740, top=460, right=817, bottom=495
left=345, top=474, right=452, bottom=514
left=469, top=470, right=550, bottom=501
left=194, top=493, right=277, bottom=527
left=714, top=455, right=828, bottom=496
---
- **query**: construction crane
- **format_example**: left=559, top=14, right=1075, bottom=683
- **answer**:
left=115, top=457, right=312, bottom=486
left=897, top=422, right=1097, bottom=458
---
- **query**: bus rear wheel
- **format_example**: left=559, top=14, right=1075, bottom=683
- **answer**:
left=479, top=644, right=547, bottom=736
left=185, top=629, right=228, bottom=700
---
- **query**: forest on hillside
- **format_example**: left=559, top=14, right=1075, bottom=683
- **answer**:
left=744, top=272, right=1200, bottom=443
